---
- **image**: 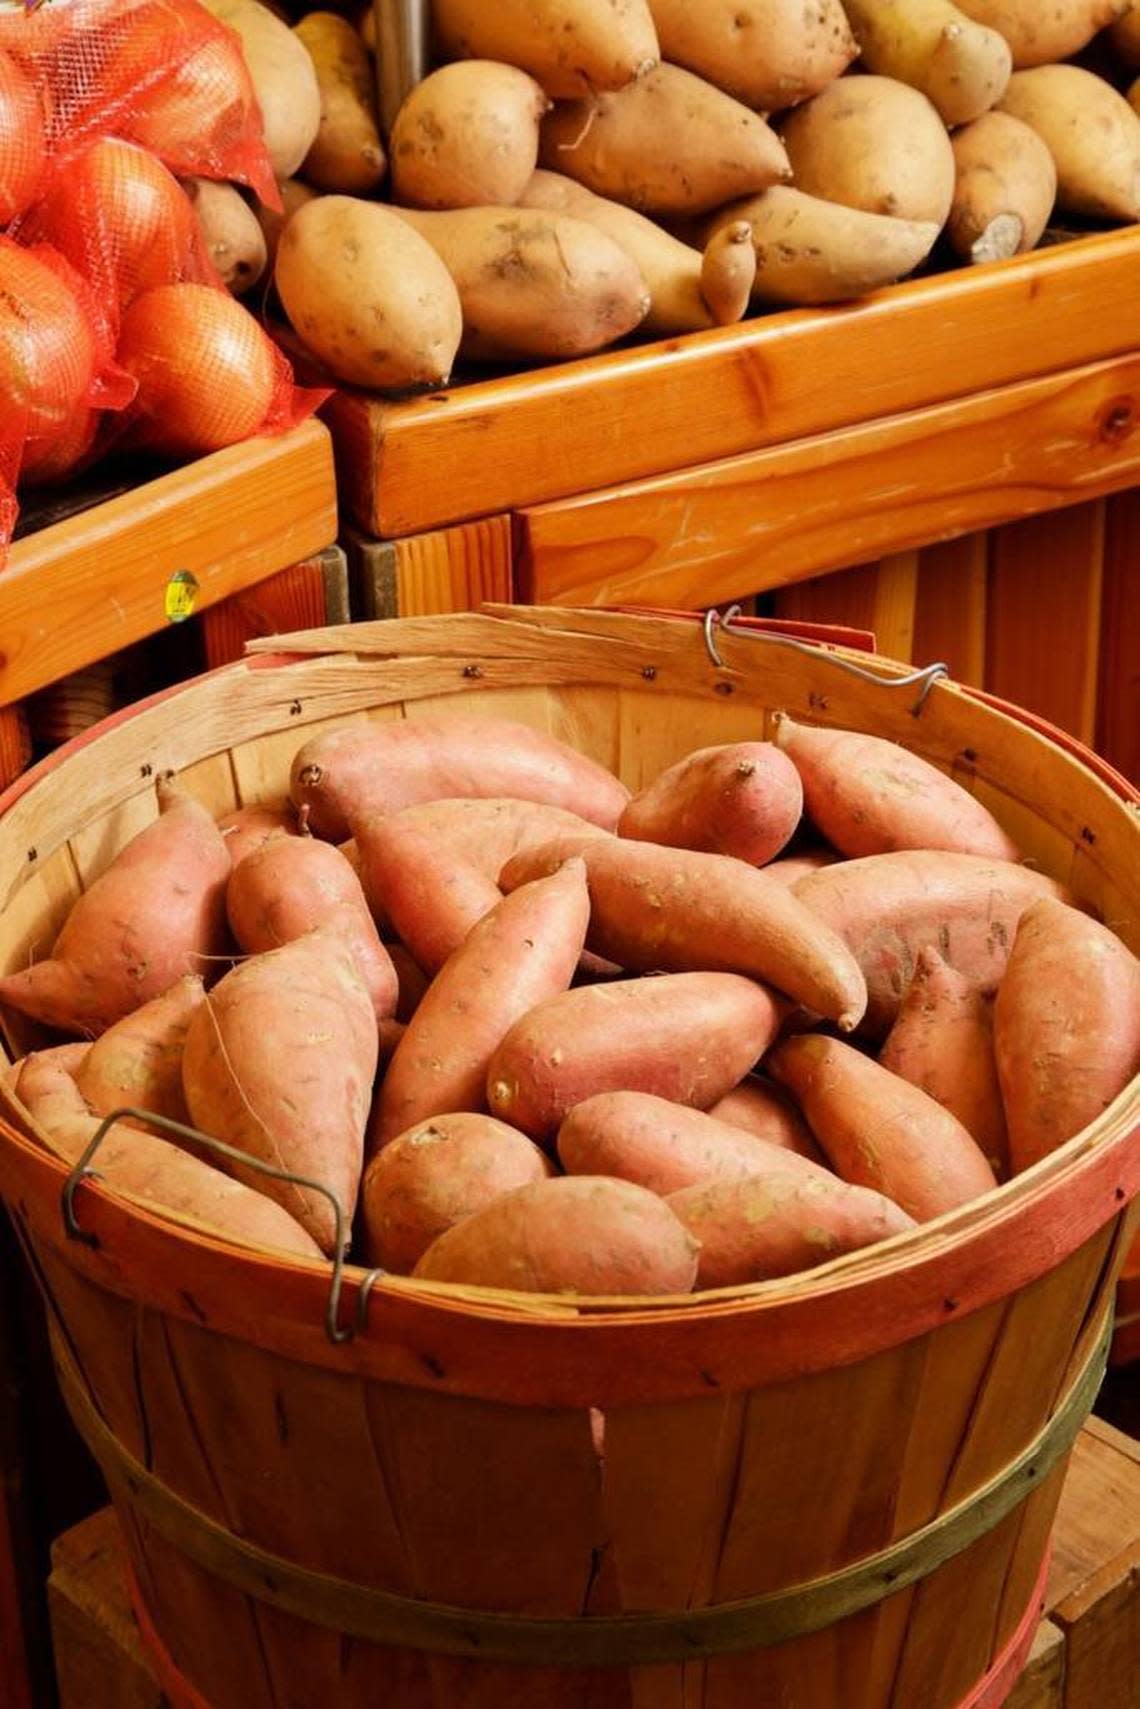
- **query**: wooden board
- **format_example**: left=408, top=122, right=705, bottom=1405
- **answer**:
left=1096, top=490, right=1140, bottom=785
left=323, top=229, right=1140, bottom=537
left=516, top=353, right=1140, bottom=613
left=0, top=709, right=31, bottom=794
left=48, top=1508, right=161, bottom=1709
left=199, top=548, right=349, bottom=671
left=1005, top=1621, right=1064, bottom=1709
left=343, top=519, right=514, bottom=621
left=0, top=421, right=337, bottom=707
left=772, top=558, right=920, bottom=664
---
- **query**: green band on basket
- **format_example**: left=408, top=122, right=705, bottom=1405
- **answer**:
left=51, top=1315, right=1109, bottom=1669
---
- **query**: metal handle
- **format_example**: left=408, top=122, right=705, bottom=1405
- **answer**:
left=703, top=605, right=950, bottom=716
left=59, top=1106, right=365, bottom=1346
left=374, top=0, right=429, bottom=135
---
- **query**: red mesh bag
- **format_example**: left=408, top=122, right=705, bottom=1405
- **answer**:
left=0, top=43, right=48, bottom=225
left=0, top=413, right=24, bottom=569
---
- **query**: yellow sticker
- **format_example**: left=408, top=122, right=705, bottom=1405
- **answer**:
left=164, top=570, right=199, bottom=624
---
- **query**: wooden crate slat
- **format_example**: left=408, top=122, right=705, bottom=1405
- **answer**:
left=199, top=549, right=349, bottom=671
left=772, top=559, right=920, bottom=662
left=1096, top=490, right=1140, bottom=784
left=392, top=516, right=514, bottom=616
left=0, top=709, right=31, bottom=794
left=912, top=534, right=990, bottom=687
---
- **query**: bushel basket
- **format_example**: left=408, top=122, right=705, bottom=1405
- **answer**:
left=0, top=605, right=1137, bottom=1709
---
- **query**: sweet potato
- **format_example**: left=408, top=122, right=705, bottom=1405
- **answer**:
left=391, top=62, right=550, bottom=209
left=254, top=176, right=318, bottom=271
left=433, top=0, right=660, bottom=100
left=706, top=1077, right=823, bottom=1162
left=500, top=836, right=867, bottom=1031
left=17, top=1053, right=321, bottom=1260
left=370, top=859, right=591, bottom=1148
left=705, top=188, right=940, bottom=306
left=181, top=928, right=377, bottom=1253
left=618, top=741, right=803, bottom=866
left=769, top=1034, right=998, bottom=1220
left=778, top=75, right=956, bottom=228
left=0, top=778, right=230, bottom=1037
left=291, top=716, right=630, bottom=841
left=389, top=943, right=430, bottom=1021
left=539, top=64, right=790, bottom=216
left=646, top=0, right=857, bottom=111
left=760, top=850, right=840, bottom=887
left=486, top=971, right=783, bottom=1140
left=226, top=832, right=397, bottom=1020
left=1111, top=9, right=1140, bottom=67
left=182, top=177, right=267, bottom=295
left=389, top=797, right=611, bottom=882
left=880, top=946, right=1008, bottom=1175
left=773, top=715, right=1020, bottom=862
left=413, top=1175, right=699, bottom=1295
left=353, top=817, right=502, bottom=975
left=361, top=1112, right=553, bottom=1271
left=793, top=851, right=1068, bottom=1036
left=391, top=205, right=651, bottom=362
left=668, top=1164, right=914, bottom=1287
left=75, top=975, right=205, bottom=1132
left=997, top=66, right=1140, bottom=223
left=216, top=804, right=297, bottom=867
left=840, top=0, right=1011, bottom=126
left=948, top=111, right=1057, bottom=264
left=558, top=1091, right=793, bottom=1195
left=12, top=1043, right=91, bottom=1099
left=954, top=0, right=1128, bottom=68
left=201, top=0, right=321, bottom=178
left=994, top=898, right=1140, bottom=1173
left=377, top=1017, right=406, bottom=1067
left=294, top=11, right=386, bottom=192
left=519, top=168, right=756, bottom=333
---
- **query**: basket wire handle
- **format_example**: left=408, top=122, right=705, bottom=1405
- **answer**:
left=60, top=1107, right=357, bottom=1347
left=703, top=605, right=950, bottom=716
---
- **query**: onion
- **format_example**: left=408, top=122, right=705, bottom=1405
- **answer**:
left=0, top=240, right=97, bottom=453
left=0, top=47, right=46, bottom=224
left=20, top=406, right=99, bottom=487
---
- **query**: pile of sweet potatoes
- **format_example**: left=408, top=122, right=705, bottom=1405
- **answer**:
left=2, top=706, right=1138, bottom=1297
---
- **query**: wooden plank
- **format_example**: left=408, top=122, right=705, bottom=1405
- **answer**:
left=0, top=420, right=337, bottom=707
left=518, top=354, right=1140, bottom=612
left=986, top=502, right=1106, bottom=745
left=772, top=557, right=919, bottom=662
left=1096, top=490, right=1140, bottom=784
left=47, top=1509, right=161, bottom=1709
left=324, top=228, right=1140, bottom=536
left=0, top=708, right=31, bottom=792
left=1005, top=1621, right=1065, bottom=1709
left=341, top=526, right=398, bottom=621
left=913, top=533, right=990, bottom=686
left=199, top=548, right=349, bottom=670
left=391, top=515, right=514, bottom=616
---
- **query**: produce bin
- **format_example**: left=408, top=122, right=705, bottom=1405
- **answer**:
left=0, top=606, right=1137, bottom=1709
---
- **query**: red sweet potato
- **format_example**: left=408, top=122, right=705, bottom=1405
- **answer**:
left=361, top=1112, right=553, bottom=1272
left=500, top=836, right=867, bottom=1031
left=793, top=851, right=1070, bottom=1036
left=618, top=742, right=803, bottom=865
left=181, top=928, right=378, bottom=1253
left=557, top=1091, right=794, bottom=1195
left=0, top=778, right=230, bottom=1036
left=216, top=804, right=297, bottom=868
left=226, top=832, right=397, bottom=1021
left=290, top=716, right=630, bottom=841
left=768, top=1033, right=998, bottom=1220
left=389, top=943, right=430, bottom=1020
left=760, top=849, right=840, bottom=887
left=391, top=797, right=612, bottom=881
left=486, top=971, right=782, bottom=1140
left=706, top=1076, right=823, bottom=1162
left=880, top=945, right=1008, bottom=1175
left=12, top=1042, right=90, bottom=1098
left=995, top=897, right=1140, bottom=1172
left=16, top=1053, right=322, bottom=1260
left=370, top=859, right=591, bottom=1148
left=668, top=1164, right=914, bottom=1288
left=413, top=1175, right=700, bottom=1296
left=773, top=714, right=1021, bottom=861
left=353, top=816, right=502, bottom=975
left=75, top=974, right=205, bottom=1132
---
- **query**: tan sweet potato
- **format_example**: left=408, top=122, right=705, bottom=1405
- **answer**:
left=840, top=0, right=1011, bottom=126
left=17, top=1053, right=321, bottom=1259
left=618, top=741, right=803, bottom=865
left=391, top=205, right=651, bottom=361
left=290, top=715, right=630, bottom=841
left=353, top=817, right=502, bottom=976
left=181, top=928, right=377, bottom=1252
left=433, top=0, right=660, bottom=100
left=182, top=178, right=267, bottom=294
left=793, top=851, right=1069, bottom=1036
left=646, top=0, right=857, bottom=111
left=995, top=897, right=1140, bottom=1173
left=558, top=1091, right=793, bottom=1195
left=1112, top=9, right=1140, bottom=67
left=773, top=714, right=1020, bottom=862
left=880, top=946, right=1008, bottom=1176
left=954, top=0, right=1128, bottom=68
left=216, top=803, right=297, bottom=867
left=705, top=188, right=940, bottom=306
left=706, top=1077, right=823, bottom=1162
left=389, top=797, right=611, bottom=883
left=500, top=836, right=867, bottom=1031
left=201, top=0, right=321, bottom=178
left=948, top=111, right=1057, bottom=264
left=370, top=859, right=591, bottom=1148
left=361, top=1112, right=553, bottom=1272
left=997, top=65, right=1140, bottom=223
left=0, top=778, right=230, bottom=1037
left=391, top=62, right=550, bottom=209
left=75, top=975, right=205, bottom=1132
left=769, top=1034, right=998, bottom=1220
left=294, top=11, right=386, bottom=192
left=226, top=832, right=397, bottom=1020
left=779, top=75, right=956, bottom=228
left=539, top=63, right=790, bottom=217
left=668, top=1164, right=914, bottom=1288
left=486, top=971, right=783, bottom=1140
left=413, top=1175, right=699, bottom=1295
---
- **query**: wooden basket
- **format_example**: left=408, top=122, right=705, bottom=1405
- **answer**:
left=0, top=606, right=1137, bottom=1709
